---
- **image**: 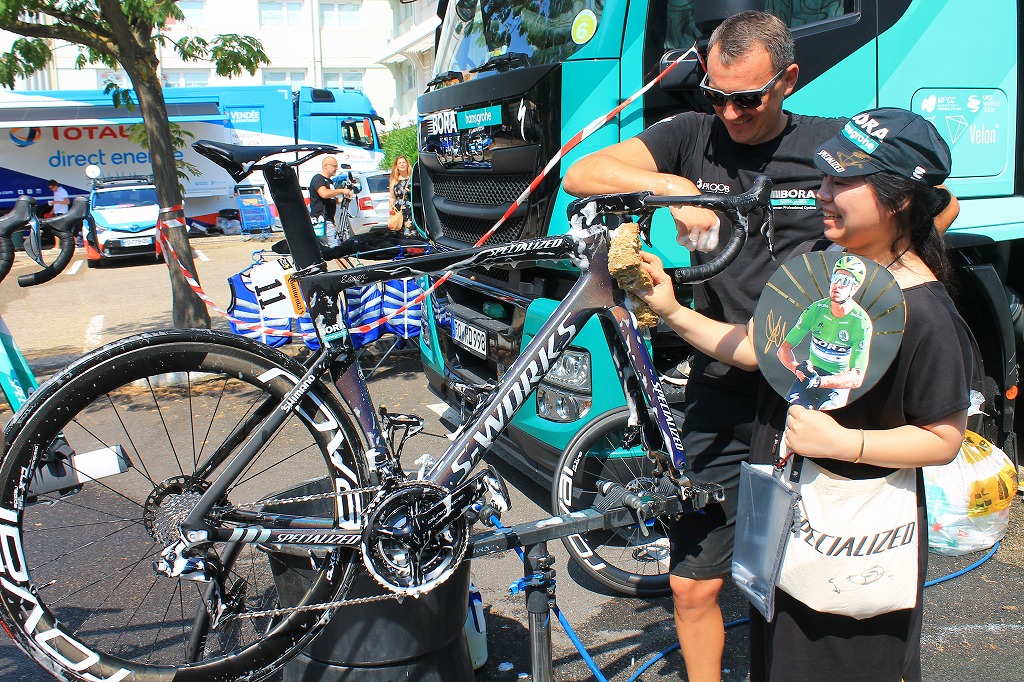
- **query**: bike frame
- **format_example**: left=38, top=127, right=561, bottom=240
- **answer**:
left=178, top=159, right=687, bottom=546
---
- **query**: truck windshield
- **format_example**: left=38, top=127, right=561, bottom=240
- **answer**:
left=93, top=188, right=158, bottom=209
left=434, top=0, right=604, bottom=76
left=341, top=117, right=378, bottom=150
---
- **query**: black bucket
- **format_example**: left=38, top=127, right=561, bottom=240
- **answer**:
left=264, top=479, right=474, bottom=681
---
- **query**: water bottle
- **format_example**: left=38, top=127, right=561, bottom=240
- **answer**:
left=464, top=580, right=487, bottom=669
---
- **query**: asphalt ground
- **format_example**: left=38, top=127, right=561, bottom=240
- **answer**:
left=0, top=236, right=1021, bottom=682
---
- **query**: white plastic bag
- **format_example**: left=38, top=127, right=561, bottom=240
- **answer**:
left=924, top=430, right=1018, bottom=555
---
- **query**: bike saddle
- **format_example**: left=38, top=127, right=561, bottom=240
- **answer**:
left=193, top=140, right=343, bottom=182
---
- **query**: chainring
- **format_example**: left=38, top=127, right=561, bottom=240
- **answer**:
left=361, top=481, right=469, bottom=597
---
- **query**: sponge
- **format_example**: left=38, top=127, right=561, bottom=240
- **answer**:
left=608, top=223, right=659, bottom=328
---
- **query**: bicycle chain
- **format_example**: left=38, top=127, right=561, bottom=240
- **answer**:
left=234, top=590, right=401, bottom=620
left=225, top=484, right=390, bottom=620
left=231, top=485, right=381, bottom=512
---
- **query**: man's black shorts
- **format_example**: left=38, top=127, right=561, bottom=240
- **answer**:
left=670, top=382, right=756, bottom=579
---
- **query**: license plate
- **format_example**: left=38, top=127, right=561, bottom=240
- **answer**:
left=119, top=237, right=153, bottom=247
left=452, top=317, right=487, bottom=357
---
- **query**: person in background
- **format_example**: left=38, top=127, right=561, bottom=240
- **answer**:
left=38, top=180, right=75, bottom=247
left=563, top=12, right=844, bottom=680
left=47, top=180, right=69, bottom=217
left=309, top=156, right=354, bottom=242
left=389, top=155, right=413, bottom=236
left=629, top=107, right=969, bottom=682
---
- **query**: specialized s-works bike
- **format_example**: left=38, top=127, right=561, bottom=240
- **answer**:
left=0, top=140, right=772, bottom=682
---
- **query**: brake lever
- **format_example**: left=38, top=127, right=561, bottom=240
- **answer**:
left=761, top=202, right=776, bottom=260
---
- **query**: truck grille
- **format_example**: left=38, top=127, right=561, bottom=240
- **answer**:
left=432, top=173, right=531, bottom=206
left=437, top=213, right=525, bottom=245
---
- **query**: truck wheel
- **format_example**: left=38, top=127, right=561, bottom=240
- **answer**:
left=966, top=332, right=1008, bottom=462
left=553, top=407, right=677, bottom=597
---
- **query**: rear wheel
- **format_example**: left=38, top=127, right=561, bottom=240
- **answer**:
left=553, top=408, right=676, bottom=597
left=0, top=329, right=370, bottom=681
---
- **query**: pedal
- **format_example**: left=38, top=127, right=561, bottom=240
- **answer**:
left=681, top=481, right=725, bottom=511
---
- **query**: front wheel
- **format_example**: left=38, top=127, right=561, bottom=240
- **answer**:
left=553, top=408, right=677, bottom=597
left=0, top=329, right=370, bottom=682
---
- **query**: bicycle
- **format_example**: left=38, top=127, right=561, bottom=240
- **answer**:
left=0, top=139, right=772, bottom=682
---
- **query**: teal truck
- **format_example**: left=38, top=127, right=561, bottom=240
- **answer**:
left=414, top=0, right=1021, bottom=594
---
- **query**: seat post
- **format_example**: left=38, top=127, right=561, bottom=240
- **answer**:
left=262, top=160, right=326, bottom=272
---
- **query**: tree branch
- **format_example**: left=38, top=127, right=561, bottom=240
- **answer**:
left=0, top=16, right=112, bottom=56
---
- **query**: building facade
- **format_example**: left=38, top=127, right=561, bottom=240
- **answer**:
left=1, top=0, right=441, bottom=128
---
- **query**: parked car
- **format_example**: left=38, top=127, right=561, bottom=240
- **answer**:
left=359, top=170, right=392, bottom=227
left=84, top=173, right=160, bottom=268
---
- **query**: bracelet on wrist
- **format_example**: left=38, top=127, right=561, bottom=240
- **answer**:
left=853, top=429, right=865, bottom=464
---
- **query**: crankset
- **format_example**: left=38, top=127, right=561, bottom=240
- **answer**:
left=362, top=466, right=511, bottom=596
left=362, top=480, right=470, bottom=596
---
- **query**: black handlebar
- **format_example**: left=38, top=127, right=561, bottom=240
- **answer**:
left=0, top=196, right=87, bottom=287
left=0, top=196, right=37, bottom=284
left=566, top=175, right=775, bottom=284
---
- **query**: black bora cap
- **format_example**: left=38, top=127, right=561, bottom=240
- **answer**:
left=813, top=107, right=951, bottom=185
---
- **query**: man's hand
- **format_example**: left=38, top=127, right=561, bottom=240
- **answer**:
left=671, top=207, right=721, bottom=252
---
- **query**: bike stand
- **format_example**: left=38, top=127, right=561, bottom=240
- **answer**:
left=510, top=542, right=557, bottom=682
left=469, top=494, right=690, bottom=682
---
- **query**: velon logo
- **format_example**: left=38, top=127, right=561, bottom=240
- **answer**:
left=842, top=114, right=889, bottom=154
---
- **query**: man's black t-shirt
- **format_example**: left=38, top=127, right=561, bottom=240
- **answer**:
left=309, top=173, right=335, bottom=222
left=638, top=111, right=843, bottom=393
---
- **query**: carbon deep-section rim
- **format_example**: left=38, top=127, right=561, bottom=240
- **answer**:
left=553, top=408, right=675, bottom=597
left=0, top=329, right=369, bottom=682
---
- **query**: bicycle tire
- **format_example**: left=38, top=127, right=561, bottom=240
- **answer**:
left=0, top=329, right=370, bottom=682
left=553, top=408, right=677, bottom=597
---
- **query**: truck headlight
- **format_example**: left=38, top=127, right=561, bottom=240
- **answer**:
left=536, top=385, right=592, bottom=422
left=542, top=349, right=591, bottom=391
left=536, top=349, right=591, bottom=422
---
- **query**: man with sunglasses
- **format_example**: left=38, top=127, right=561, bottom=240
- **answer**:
left=564, top=11, right=843, bottom=682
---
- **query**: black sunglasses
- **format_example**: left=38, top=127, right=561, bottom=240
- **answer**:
left=700, top=67, right=788, bottom=109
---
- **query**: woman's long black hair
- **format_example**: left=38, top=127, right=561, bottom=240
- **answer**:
left=865, top=172, right=954, bottom=286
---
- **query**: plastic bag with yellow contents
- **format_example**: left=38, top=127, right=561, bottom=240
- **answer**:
left=924, top=430, right=1019, bottom=555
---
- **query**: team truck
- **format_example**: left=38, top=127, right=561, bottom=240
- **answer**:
left=0, top=85, right=385, bottom=226
left=415, top=1, right=1020, bottom=496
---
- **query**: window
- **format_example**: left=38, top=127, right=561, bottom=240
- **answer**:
left=178, top=0, right=206, bottom=25
left=320, top=1, right=361, bottom=29
left=340, top=117, right=376, bottom=149
left=260, top=0, right=304, bottom=27
left=97, top=71, right=130, bottom=89
left=263, top=70, right=307, bottom=87
left=163, top=70, right=210, bottom=88
left=323, top=70, right=364, bottom=90
left=767, top=0, right=856, bottom=28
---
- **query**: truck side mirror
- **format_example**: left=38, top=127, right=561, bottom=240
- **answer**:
left=658, top=47, right=704, bottom=91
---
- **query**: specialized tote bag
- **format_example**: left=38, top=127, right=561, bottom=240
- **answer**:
left=732, top=462, right=800, bottom=622
left=776, top=458, right=919, bottom=620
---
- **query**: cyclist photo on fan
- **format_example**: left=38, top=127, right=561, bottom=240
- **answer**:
left=776, top=254, right=873, bottom=410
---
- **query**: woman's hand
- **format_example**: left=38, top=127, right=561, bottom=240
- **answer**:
left=629, top=251, right=684, bottom=318
left=783, top=405, right=860, bottom=461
